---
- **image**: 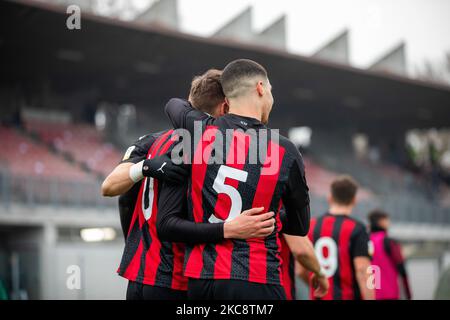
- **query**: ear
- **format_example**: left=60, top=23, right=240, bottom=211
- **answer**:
left=216, top=101, right=228, bottom=117
left=327, top=194, right=332, bottom=205
left=222, top=101, right=229, bottom=115
left=256, top=81, right=264, bottom=97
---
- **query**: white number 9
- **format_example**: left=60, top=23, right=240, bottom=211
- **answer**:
left=314, top=237, right=338, bottom=278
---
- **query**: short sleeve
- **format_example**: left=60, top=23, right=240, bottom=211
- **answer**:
left=120, top=134, right=156, bottom=164
left=351, top=225, right=371, bottom=258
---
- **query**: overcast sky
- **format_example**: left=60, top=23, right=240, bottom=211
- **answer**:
left=123, top=0, right=450, bottom=73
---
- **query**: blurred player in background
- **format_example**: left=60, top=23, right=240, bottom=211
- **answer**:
left=307, top=175, right=374, bottom=300
left=368, top=210, right=412, bottom=300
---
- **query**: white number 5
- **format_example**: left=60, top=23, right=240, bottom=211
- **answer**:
left=209, top=165, right=248, bottom=223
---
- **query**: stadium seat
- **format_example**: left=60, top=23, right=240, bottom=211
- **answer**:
left=0, top=126, right=93, bottom=182
left=25, top=120, right=122, bottom=177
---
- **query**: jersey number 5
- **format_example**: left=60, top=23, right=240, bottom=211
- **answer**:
left=315, top=237, right=338, bottom=278
left=209, top=165, right=248, bottom=223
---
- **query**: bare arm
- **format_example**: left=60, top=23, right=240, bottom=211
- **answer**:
left=102, top=152, right=189, bottom=197
left=283, top=234, right=320, bottom=274
left=102, top=163, right=135, bottom=197
left=283, top=234, right=328, bottom=298
left=102, top=133, right=155, bottom=197
left=296, top=261, right=309, bottom=284
left=354, top=256, right=375, bottom=300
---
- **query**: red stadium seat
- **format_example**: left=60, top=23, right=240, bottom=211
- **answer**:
left=0, top=126, right=93, bottom=182
left=25, top=120, right=122, bottom=177
left=303, top=157, right=372, bottom=201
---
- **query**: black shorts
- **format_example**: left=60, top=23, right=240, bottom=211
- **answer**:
left=126, top=281, right=187, bottom=300
left=188, top=279, right=286, bottom=300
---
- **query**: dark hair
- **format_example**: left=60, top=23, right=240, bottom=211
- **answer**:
left=220, top=59, right=268, bottom=98
left=368, top=210, right=389, bottom=229
left=330, top=175, right=358, bottom=205
left=189, top=69, right=225, bottom=115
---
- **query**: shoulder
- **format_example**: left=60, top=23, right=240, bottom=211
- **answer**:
left=276, top=135, right=306, bottom=176
left=347, top=217, right=369, bottom=237
left=121, top=131, right=168, bottom=162
left=278, top=134, right=299, bottom=153
left=278, top=135, right=304, bottom=162
left=134, top=131, right=166, bottom=148
left=349, top=216, right=366, bottom=229
left=385, top=236, right=400, bottom=247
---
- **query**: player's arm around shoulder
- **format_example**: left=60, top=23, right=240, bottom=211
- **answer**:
left=164, top=98, right=213, bottom=130
left=101, top=162, right=135, bottom=197
left=164, top=98, right=194, bottom=129
left=101, top=134, right=154, bottom=197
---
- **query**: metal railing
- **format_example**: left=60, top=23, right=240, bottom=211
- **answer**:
left=0, top=169, right=448, bottom=224
left=0, top=170, right=115, bottom=210
left=310, top=194, right=450, bottom=225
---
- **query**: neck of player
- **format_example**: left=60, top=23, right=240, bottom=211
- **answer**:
left=228, top=96, right=263, bottom=122
left=328, top=204, right=353, bottom=216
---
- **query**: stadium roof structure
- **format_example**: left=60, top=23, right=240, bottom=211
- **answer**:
left=313, top=29, right=350, bottom=65
left=369, top=42, right=407, bottom=76
left=1, top=0, right=450, bottom=137
left=254, top=15, right=287, bottom=51
left=213, top=6, right=254, bottom=42
left=134, top=0, right=179, bottom=30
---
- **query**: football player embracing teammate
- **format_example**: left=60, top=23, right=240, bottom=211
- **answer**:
left=159, top=67, right=328, bottom=300
left=103, top=63, right=328, bottom=300
left=101, top=69, right=276, bottom=300
left=162, top=59, right=322, bottom=300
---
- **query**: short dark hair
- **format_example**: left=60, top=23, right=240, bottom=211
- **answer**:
left=189, top=69, right=225, bottom=115
left=368, top=210, right=389, bottom=228
left=221, top=59, right=268, bottom=98
left=330, top=175, right=358, bottom=205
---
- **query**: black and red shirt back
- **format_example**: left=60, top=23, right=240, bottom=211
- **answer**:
left=165, top=99, right=311, bottom=287
left=308, top=213, right=370, bottom=300
left=117, top=130, right=187, bottom=290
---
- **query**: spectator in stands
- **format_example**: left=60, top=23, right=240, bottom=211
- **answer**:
left=368, top=210, right=412, bottom=300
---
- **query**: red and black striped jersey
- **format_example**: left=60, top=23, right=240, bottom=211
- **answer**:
left=118, top=133, right=159, bottom=239
left=280, top=236, right=296, bottom=300
left=117, top=130, right=188, bottom=291
left=308, top=213, right=370, bottom=300
left=165, top=98, right=311, bottom=286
